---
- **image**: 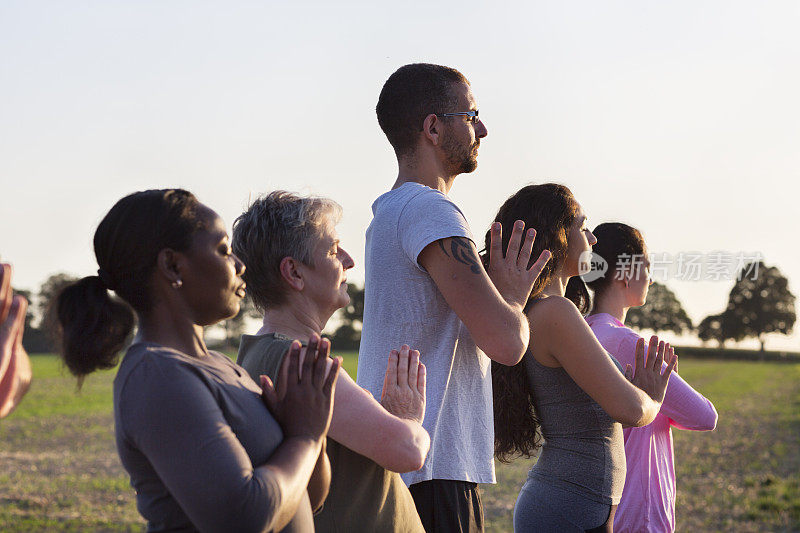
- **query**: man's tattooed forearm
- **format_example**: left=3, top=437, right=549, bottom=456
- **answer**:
left=438, top=237, right=482, bottom=275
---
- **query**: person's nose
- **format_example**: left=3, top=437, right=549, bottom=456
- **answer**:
left=233, top=254, right=246, bottom=276
left=588, top=231, right=598, bottom=246
left=475, top=119, right=488, bottom=139
left=339, top=247, right=355, bottom=270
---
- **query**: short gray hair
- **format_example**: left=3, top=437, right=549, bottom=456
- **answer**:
left=232, top=190, right=342, bottom=312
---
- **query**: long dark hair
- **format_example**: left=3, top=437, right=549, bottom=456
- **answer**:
left=54, top=189, right=204, bottom=383
left=586, top=222, right=646, bottom=299
left=482, top=183, right=589, bottom=462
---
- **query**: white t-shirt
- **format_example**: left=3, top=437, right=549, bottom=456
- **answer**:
left=357, top=182, right=495, bottom=486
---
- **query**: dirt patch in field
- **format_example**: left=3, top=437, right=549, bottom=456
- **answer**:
left=0, top=412, right=144, bottom=530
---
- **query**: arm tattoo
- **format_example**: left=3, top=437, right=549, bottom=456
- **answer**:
left=438, top=237, right=482, bottom=275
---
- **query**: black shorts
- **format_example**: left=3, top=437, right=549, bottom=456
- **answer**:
left=408, top=479, right=484, bottom=533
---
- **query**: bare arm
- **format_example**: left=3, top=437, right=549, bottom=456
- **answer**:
left=531, top=297, right=675, bottom=427
left=326, top=346, right=430, bottom=473
left=284, top=340, right=428, bottom=472
left=305, top=440, right=330, bottom=512
left=252, top=436, right=324, bottom=530
left=0, top=264, right=32, bottom=419
left=0, top=323, right=32, bottom=418
left=418, top=222, right=550, bottom=365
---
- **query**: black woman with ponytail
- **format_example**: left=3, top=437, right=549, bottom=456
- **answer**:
left=55, top=189, right=340, bottom=532
left=484, top=184, right=677, bottom=532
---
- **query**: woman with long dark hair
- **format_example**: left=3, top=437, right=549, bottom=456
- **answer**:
left=54, top=189, right=339, bottom=532
left=487, top=184, right=677, bottom=532
left=585, top=223, right=717, bottom=533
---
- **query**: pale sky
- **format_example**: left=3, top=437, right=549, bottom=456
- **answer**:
left=1, top=1, right=798, bottom=350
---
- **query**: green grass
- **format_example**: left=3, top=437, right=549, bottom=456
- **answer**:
left=672, top=345, right=800, bottom=362
left=668, top=361, right=800, bottom=531
left=334, top=350, right=359, bottom=378
left=0, top=351, right=360, bottom=532
left=1, top=354, right=798, bottom=532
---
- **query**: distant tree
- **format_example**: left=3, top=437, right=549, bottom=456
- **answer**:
left=625, top=282, right=693, bottom=335
left=15, top=288, right=50, bottom=353
left=723, top=262, right=796, bottom=351
left=328, top=323, right=361, bottom=351
left=697, top=312, right=737, bottom=348
left=329, top=283, right=364, bottom=351
left=215, top=294, right=260, bottom=349
left=15, top=273, right=79, bottom=353
left=37, top=272, right=79, bottom=329
left=340, top=282, right=364, bottom=329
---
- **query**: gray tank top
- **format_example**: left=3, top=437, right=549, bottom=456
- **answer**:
left=524, top=352, right=626, bottom=504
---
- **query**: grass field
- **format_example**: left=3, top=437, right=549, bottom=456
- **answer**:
left=1, top=353, right=798, bottom=532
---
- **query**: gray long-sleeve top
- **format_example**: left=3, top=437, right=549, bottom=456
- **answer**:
left=113, top=342, right=313, bottom=532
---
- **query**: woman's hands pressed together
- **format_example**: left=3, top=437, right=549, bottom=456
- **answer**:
left=261, top=334, right=341, bottom=443
left=624, top=336, right=677, bottom=405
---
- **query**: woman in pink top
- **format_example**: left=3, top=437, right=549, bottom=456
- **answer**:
left=585, top=222, right=718, bottom=533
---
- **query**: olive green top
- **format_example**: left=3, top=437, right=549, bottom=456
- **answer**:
left=237, top=333, right=424, bottom=533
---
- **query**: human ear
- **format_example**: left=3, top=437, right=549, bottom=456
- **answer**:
left=279, top=256, right=305, bottom=291
left=421, top=114, right=441, bottom=146
left=156, top=249, right=184, bottom=287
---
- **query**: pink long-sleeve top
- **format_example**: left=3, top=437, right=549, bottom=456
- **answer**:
left=586, top=313, right=718, bottom=533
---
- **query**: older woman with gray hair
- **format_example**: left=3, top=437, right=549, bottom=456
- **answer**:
left=232, top=191, right=429, bottom=533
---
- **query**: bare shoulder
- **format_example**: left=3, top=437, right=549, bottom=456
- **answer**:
left=528, top=296, right=614, bottom=369
left=527, top=295, right=584, bottom=329
left=525, top=296, right=587, bottom=366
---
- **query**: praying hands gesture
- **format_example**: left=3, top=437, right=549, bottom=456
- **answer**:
left=261, top=335, right=341, bottom=442
left=624, top=336, right=677, bottom=404
left=0, top=263, right=32, bottom=418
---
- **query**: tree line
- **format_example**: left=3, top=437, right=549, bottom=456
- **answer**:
left=330, top=261, right=796, bottom=352
left=609, top=260, right=794, bottom=351
left=310, top=261, right=796, bottom=353
left=16, top=261, right=796, bottom=354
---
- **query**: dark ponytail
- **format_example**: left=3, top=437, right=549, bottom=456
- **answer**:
left=586, top=222, right=646, bottom=300
left=55, top=189, right=204, bottom=383
left=565, top=277, right=590, bottom=315
left=55, top=276, right=135, bottom=383
left=483, top=183, right=585, bottom=461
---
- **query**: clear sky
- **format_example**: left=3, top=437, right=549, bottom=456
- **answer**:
left=2, top=1, right=798, bottom=349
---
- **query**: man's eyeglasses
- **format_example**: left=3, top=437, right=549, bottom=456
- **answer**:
left=436, top=110, right=480, bottom=123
